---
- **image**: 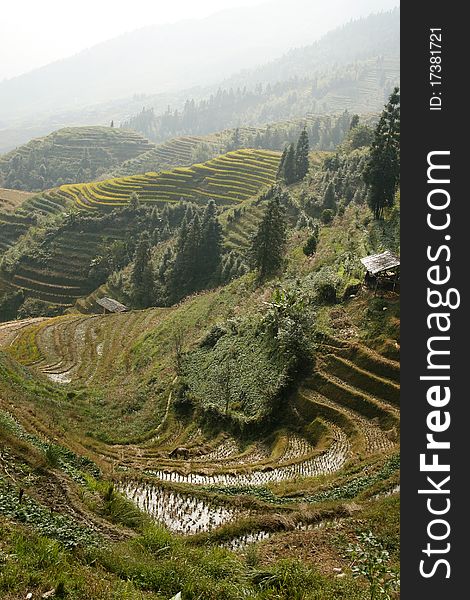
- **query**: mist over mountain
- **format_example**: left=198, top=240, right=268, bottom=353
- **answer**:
left=0, top=0, right=397, bottom=124
left=122, top=9, right=399, bottom=142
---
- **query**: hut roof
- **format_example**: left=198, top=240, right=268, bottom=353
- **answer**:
left=360, top=251, right=400, bottom=275
left=96, top=297, right=129, bottom=313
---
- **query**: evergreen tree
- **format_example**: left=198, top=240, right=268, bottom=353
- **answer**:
left=131, top=234, right=154, bottom=308
left=350, top=114, right=360, bottom=130
left=295, top=127, right=310, bottom=181
left=129, top=192, right=140, bottom=211
left=363, top=87, right=400, bottom=219
left=249, top=187, right=287, bottom=279
left=199, top=199, right=222, bottom=286
left=323, top=182, right=337, bottom=210
left=349, top=125, right=374, bottom=149
left=283, top=144, right=297, bottom=185
left=167, top=213, right=201, bottom=301
left=277, top=146, right=288, bottom=180
left=228, top=127, right=241, bottom=151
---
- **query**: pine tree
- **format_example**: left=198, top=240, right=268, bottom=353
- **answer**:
left=131, top=234, right=154, bottom=308
left=129, top=192, right=140, bottom=211
left=350, top=114, right=360, bottom=130
left=277, top=146, right=288, bottom=180
left=295, top=127, right=310, bottom=181
left=199, top=199, right=222, bottom=286
left=283, top=144, right=296, bottom=185
left=323, top=182, right=337, bottom=210
left=229, top=127, right=241, bottom=151
left=168, top=213, right=201, bottom=301
left=363, top=87, right=400, bottom=219
left=249, top=188, right=287, bottom=279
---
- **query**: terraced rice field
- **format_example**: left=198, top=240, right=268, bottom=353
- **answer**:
left=113, top=135, right=224, bottom=177
left=0, top=188, right=35, bottom=212
left=0, top=210, right=35, bottom=253
left=20, top=188, right=74, bottom=217
left=0, top=311, right=399, bottom=536
left=119, top=482, right=239, bottom=534
left=0, top=150, right=279, bottom=308
left=1, top=217, right=147, bottom=306
left=0, top=192, right=72, bottom=259
left=0, top=126, right=154, bottom=190
left=318, top=56, right=400, bottom=115
left=52, top=149, right=280, bottom=211
left=3, top=309, right=166, bottom=384
left=222, top=198, right=267, bottom=252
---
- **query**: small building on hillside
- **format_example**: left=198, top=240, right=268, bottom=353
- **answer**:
left=360, top=250, right=400, bottom=292
left=96, top=297, right=129, bottom=315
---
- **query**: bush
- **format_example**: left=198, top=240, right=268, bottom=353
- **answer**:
left=17, top=298, right=63, bottom=319
left=199, top=324, right=228, bottom=348
left=0, top=289, right=24, bottom=322
left=321, top=209, right=334, bottom=224
left=347, top=531, right=400, bottom=599
left=317, top=282, right=337, bottom=304
left=307, top=267, right=340, bottom=305
left=343, top=280, right=362, bottom=300
left=303, top=234, right=318, bottom=256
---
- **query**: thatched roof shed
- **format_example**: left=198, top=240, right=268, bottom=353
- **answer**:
left=96, top=297, right=129, bottom=314
left=360, top=251, right=400, bottom=275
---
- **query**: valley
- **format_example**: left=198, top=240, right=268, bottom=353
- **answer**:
left=0, top=6, right=400, bottom=599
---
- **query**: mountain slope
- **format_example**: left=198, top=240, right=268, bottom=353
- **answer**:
left=0, top=126, right=153, bottom=191
left=0, top=0, right=398, bottom=122
left=49, top=148, right=280, bottom=211
left=122, top=10, right=399, bottom=142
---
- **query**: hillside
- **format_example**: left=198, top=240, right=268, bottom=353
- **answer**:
left=49, top=149, right=280, bottom=211
left=0, top=126, right=154, bottom=192
left=118, top=112, right=357, bottom=174
left=0, top=1, right=397, bottom=123
left=0, top=87, right=400, bottom=597
left=0, top=196, right=400, bottom=598
left=110, top=134, right=227, bottom=178
left=0, top=7, right=398, bottom=155
left=0, top=187, right=34, bottom=212
left=122, top=10, right=399, bottom=142
left=0, top=149, right=280, bottom=310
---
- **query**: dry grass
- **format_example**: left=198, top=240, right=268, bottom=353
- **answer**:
left=0, top=188, right=34, bottom=212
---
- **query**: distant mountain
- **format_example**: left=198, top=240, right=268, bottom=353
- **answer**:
left=0, top=0, right=397, bottom=123
left=224, top=8, right=400, bottom=87
left=122, top=10, right=399, bottom=142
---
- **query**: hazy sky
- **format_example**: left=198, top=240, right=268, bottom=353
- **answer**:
left=0, top=0, right=268, bottom=81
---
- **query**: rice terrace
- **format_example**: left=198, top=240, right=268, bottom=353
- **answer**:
left=0, top=4, right=400, bottom=599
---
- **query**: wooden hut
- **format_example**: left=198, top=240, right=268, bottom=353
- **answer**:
left=96, top=297, right=129, bottom=315
left=360, top=250, right=400, bottom=292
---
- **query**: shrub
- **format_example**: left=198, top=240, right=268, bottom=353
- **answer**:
left=307, top=267, right=340, bottom=305
left=44, top=445, right=61, bottom=468
left=17, top=298, right=63, bottom=319
left=303, top=233, right=318, bottom=256
left=347, top=531, right=400, bottom=599
left=0, top=289, right=24, bottom=322
left=317, top=282, right=337, bottom=304
left=321, top=209, right=334, bottom=224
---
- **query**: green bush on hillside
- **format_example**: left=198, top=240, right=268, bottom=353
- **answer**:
left=182, top=288, right=311, bottom=429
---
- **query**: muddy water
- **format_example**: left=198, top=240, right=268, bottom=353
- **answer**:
left=118, top=481, right=239, bottom=534
left=147, top=426, right=349, bottom=487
